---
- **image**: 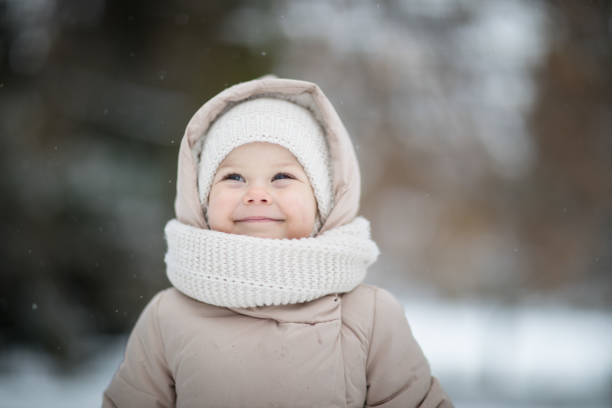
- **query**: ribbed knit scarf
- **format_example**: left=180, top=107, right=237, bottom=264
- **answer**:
left=164, top=217, right=380, bottom=308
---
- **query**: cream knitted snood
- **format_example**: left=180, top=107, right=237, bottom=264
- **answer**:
left=164, top=216, right=379, bottom=308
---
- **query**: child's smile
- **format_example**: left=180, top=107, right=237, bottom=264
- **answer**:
left=207, top=142, right=317, bottom=239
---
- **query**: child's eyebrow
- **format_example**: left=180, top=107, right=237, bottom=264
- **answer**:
left=217, top=163, right=237, bottom=171
left=273, top=162, right=302, bottom=168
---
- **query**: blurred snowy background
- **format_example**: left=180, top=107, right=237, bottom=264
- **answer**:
left=1, top=0, right=611, bottom=407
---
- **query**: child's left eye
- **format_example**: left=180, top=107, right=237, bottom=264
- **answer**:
left=272, top=173, right=294, bottom=181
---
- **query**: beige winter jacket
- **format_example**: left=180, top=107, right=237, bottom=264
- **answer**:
left=103, top=76, right=453, bottom=407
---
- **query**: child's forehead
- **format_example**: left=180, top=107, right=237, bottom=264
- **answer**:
left=218, top=142, right=302, bottom=168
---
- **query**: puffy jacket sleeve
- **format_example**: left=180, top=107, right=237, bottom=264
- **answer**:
left=365, top=288, right=453, bottom=408
left=102, top=291, right=176, bottom=408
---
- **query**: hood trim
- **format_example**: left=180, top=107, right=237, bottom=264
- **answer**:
left=173, top=76, right=362, bottom=235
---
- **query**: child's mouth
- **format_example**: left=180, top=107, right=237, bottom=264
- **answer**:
left=235, top=217, right=284, bottom=223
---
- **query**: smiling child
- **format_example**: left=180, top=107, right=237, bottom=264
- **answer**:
left=103, top=77, right=453, bottom=407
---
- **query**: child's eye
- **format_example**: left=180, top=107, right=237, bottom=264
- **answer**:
left=222, top=173, right=244, bottom=182
left=272, top=172, right=294, bottom=181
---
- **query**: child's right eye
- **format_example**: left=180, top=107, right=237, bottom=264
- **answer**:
left=222, top=173, right=244, bottom=182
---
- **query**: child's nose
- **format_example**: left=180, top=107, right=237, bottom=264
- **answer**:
left=243, top=187, right=272, bottom=205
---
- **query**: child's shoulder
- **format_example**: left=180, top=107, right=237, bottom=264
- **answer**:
left=143, top=287, right=231, bottom=320
left=343, top=283, right=404, bottom=312
left=341, top=283, right=408, bottom=327
left=145, top=286, right=190, bottom=310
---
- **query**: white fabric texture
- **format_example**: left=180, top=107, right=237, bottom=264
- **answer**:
left=197, top=97, right=334, bottom=226
left=164, top=216, right=380, bottom=308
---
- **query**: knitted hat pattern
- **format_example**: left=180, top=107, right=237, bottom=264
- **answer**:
left=197, top=97, right=334, bottom=229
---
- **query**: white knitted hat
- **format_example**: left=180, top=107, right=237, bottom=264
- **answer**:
left=197, top=97, right=333, bottom=230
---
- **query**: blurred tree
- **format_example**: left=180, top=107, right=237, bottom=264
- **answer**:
left=524, top=0, right=612, bottom=302
left=0, top=0, right=275, bottom=364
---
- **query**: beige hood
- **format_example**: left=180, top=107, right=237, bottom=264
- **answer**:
left=173, top=75, right=361, bottom=234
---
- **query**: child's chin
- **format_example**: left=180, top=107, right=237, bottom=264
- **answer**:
left=235, top=226, right=287, bottom=239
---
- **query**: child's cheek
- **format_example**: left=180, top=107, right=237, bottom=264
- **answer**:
left=210, top=187, right=240, bottom=217
left=280, top=188, right=317, bottom=223
left=220, top=188, right=243, bottom=209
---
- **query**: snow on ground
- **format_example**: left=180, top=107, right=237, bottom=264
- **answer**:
left=403, top=298, right=612, bottom=407
left=0, top=300, right=611, bottom=407
left=0, top=337, right=126, bottom=408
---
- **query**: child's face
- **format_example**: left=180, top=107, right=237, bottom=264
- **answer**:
left=207, top=142, right=317, bottom=239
